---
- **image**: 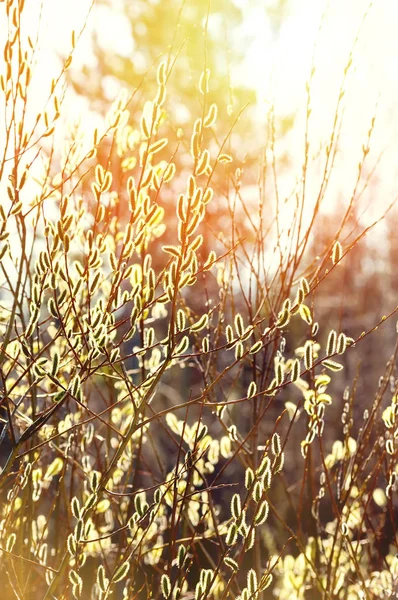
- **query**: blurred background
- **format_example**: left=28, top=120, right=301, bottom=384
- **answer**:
left=21, top=0, right=397, bottom=411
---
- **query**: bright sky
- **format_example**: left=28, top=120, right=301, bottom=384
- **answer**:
left=234, top=0, right=398, bottom=230
left=243, top=0, right=398, bottom=152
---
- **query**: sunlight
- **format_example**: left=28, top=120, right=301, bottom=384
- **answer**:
left=11, top=0, right=398, bottom=231
left=234, top=0, right=398, bottom=232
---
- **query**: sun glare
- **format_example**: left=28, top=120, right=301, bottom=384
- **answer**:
left=231, top=0, right=398, bottom=231
left=22, top=1, right=398, bottom=141
left=5, top=0, right=398, bottom=231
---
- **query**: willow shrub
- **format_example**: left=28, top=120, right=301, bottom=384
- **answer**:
left=0, top=1, right=397, bottom=599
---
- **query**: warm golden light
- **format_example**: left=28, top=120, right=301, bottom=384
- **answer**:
left=1, top=1, right=398, bottom=598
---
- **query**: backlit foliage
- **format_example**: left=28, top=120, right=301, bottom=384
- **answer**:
left=0, top=0, right=397, bottom=599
